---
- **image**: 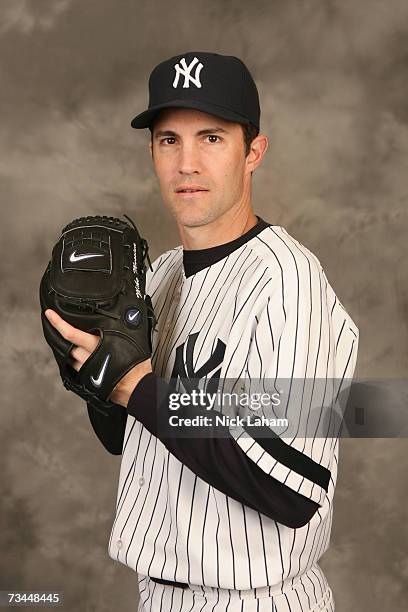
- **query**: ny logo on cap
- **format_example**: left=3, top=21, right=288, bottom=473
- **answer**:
left=173, top=56, right=203, bottom=89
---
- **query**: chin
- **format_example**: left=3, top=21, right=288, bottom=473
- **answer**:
left=169, top=201, right=217, bottom=228
left=177, top=213, right=209, bottom=228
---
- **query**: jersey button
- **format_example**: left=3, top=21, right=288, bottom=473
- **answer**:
left=117, top=539, right=123, bottom=549
left=139, top=477, right=145, bottom=486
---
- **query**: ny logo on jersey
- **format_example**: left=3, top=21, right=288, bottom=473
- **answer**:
left=170, top=332, right=226, bottom=395
left=173, top=57, right=203, bottom=89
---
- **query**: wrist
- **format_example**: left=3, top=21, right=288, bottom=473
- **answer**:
left=109, top=359, right=153, bottom=408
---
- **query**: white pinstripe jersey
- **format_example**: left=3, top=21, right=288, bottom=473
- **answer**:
left=108, top=223, right=359, bottom=606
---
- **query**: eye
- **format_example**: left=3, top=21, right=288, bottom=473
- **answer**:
left=205, top=135, right=221, bottom=143
left=160, top=137, right=176, bottom=145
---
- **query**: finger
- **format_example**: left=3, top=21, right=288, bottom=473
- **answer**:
left=70, top=359, right=81, bottom=373
left=70, top=345, right=91, bottom=365
left=44, top=309, right=99, bottom=353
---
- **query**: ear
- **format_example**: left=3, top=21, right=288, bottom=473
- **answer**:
left=245, top=134, right=268, bottom=176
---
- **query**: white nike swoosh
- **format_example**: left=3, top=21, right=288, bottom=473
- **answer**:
left=69, top=250, right=105, bottom=263
left=128, top=311, right=139, bottom=321
left=90, top=354, right=111, bottom=387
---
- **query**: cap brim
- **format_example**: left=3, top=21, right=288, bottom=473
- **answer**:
left=130, top=99, right=253, bottom=129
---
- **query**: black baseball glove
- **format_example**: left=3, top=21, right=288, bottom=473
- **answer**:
left=39, top=214, right=156, bottom=418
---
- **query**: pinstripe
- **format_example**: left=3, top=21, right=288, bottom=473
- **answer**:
left=114, top=431, right=153, bottom=557
left=225, top=497, right=236, bottom=591
left=171, top=463, right=185, bottom=581
left=195, top=258, right=265, bottom=370
left=122, top=413, right=138, bottom=455
left=134, top=453, right=166, bottom=569
left=157, top=451, right=172, bottom=579
left=147, top=455, right=171, bottom=575
left=186, top=475, right=198, bottom=583
left=213, top=482, right=221, bottom=587
left=108, top=425, right=148, bottom=554
left=154, top=269, right=183, bottom=367
left=201, top=484, right=211, bottom=585
left=124, top=436, right=159, bottom=564
left=158, top=267, right=210, bottom=373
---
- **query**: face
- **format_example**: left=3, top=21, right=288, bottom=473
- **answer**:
left=149, top=108, right=263, bottom=228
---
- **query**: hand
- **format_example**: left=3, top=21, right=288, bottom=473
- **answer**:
left=44, top=309, right=152, bottom=408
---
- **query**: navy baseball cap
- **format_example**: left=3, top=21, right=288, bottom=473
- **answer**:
left=130, top=51, right=260, bottom=131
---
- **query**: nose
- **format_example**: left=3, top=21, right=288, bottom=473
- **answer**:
left=177, top=141, right=202, bottom=175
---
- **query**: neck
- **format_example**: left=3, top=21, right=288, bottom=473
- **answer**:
left=178, top=207, right=258, bottom=251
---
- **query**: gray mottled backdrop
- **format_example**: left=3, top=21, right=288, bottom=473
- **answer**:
left=1, top=1, right=407, bottom=610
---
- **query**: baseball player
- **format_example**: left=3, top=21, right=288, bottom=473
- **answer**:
left=45, top=52, right=359, bottom=611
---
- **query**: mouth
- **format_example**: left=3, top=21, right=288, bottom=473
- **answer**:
left=175, top=186, right=209, bottom=194
left=175, top=188, right=209, bottom=198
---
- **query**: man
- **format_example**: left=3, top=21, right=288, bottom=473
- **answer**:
left=45, top=51, right=359, bottom=611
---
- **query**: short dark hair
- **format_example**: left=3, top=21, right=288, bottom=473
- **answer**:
left=149, top=118, right=259, bottom=157
left=242, top=123, right=259, bottom=157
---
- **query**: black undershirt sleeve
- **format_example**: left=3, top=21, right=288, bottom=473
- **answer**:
left=126, top=372, right=322, bottom=529
left=87, top=401, right=127, bottom=456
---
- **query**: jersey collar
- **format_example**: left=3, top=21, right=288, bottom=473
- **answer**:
left=182, top=215, right=272, bottom=278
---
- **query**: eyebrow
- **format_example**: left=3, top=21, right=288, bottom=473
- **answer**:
left=153, top=127, right=229, bottom=139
